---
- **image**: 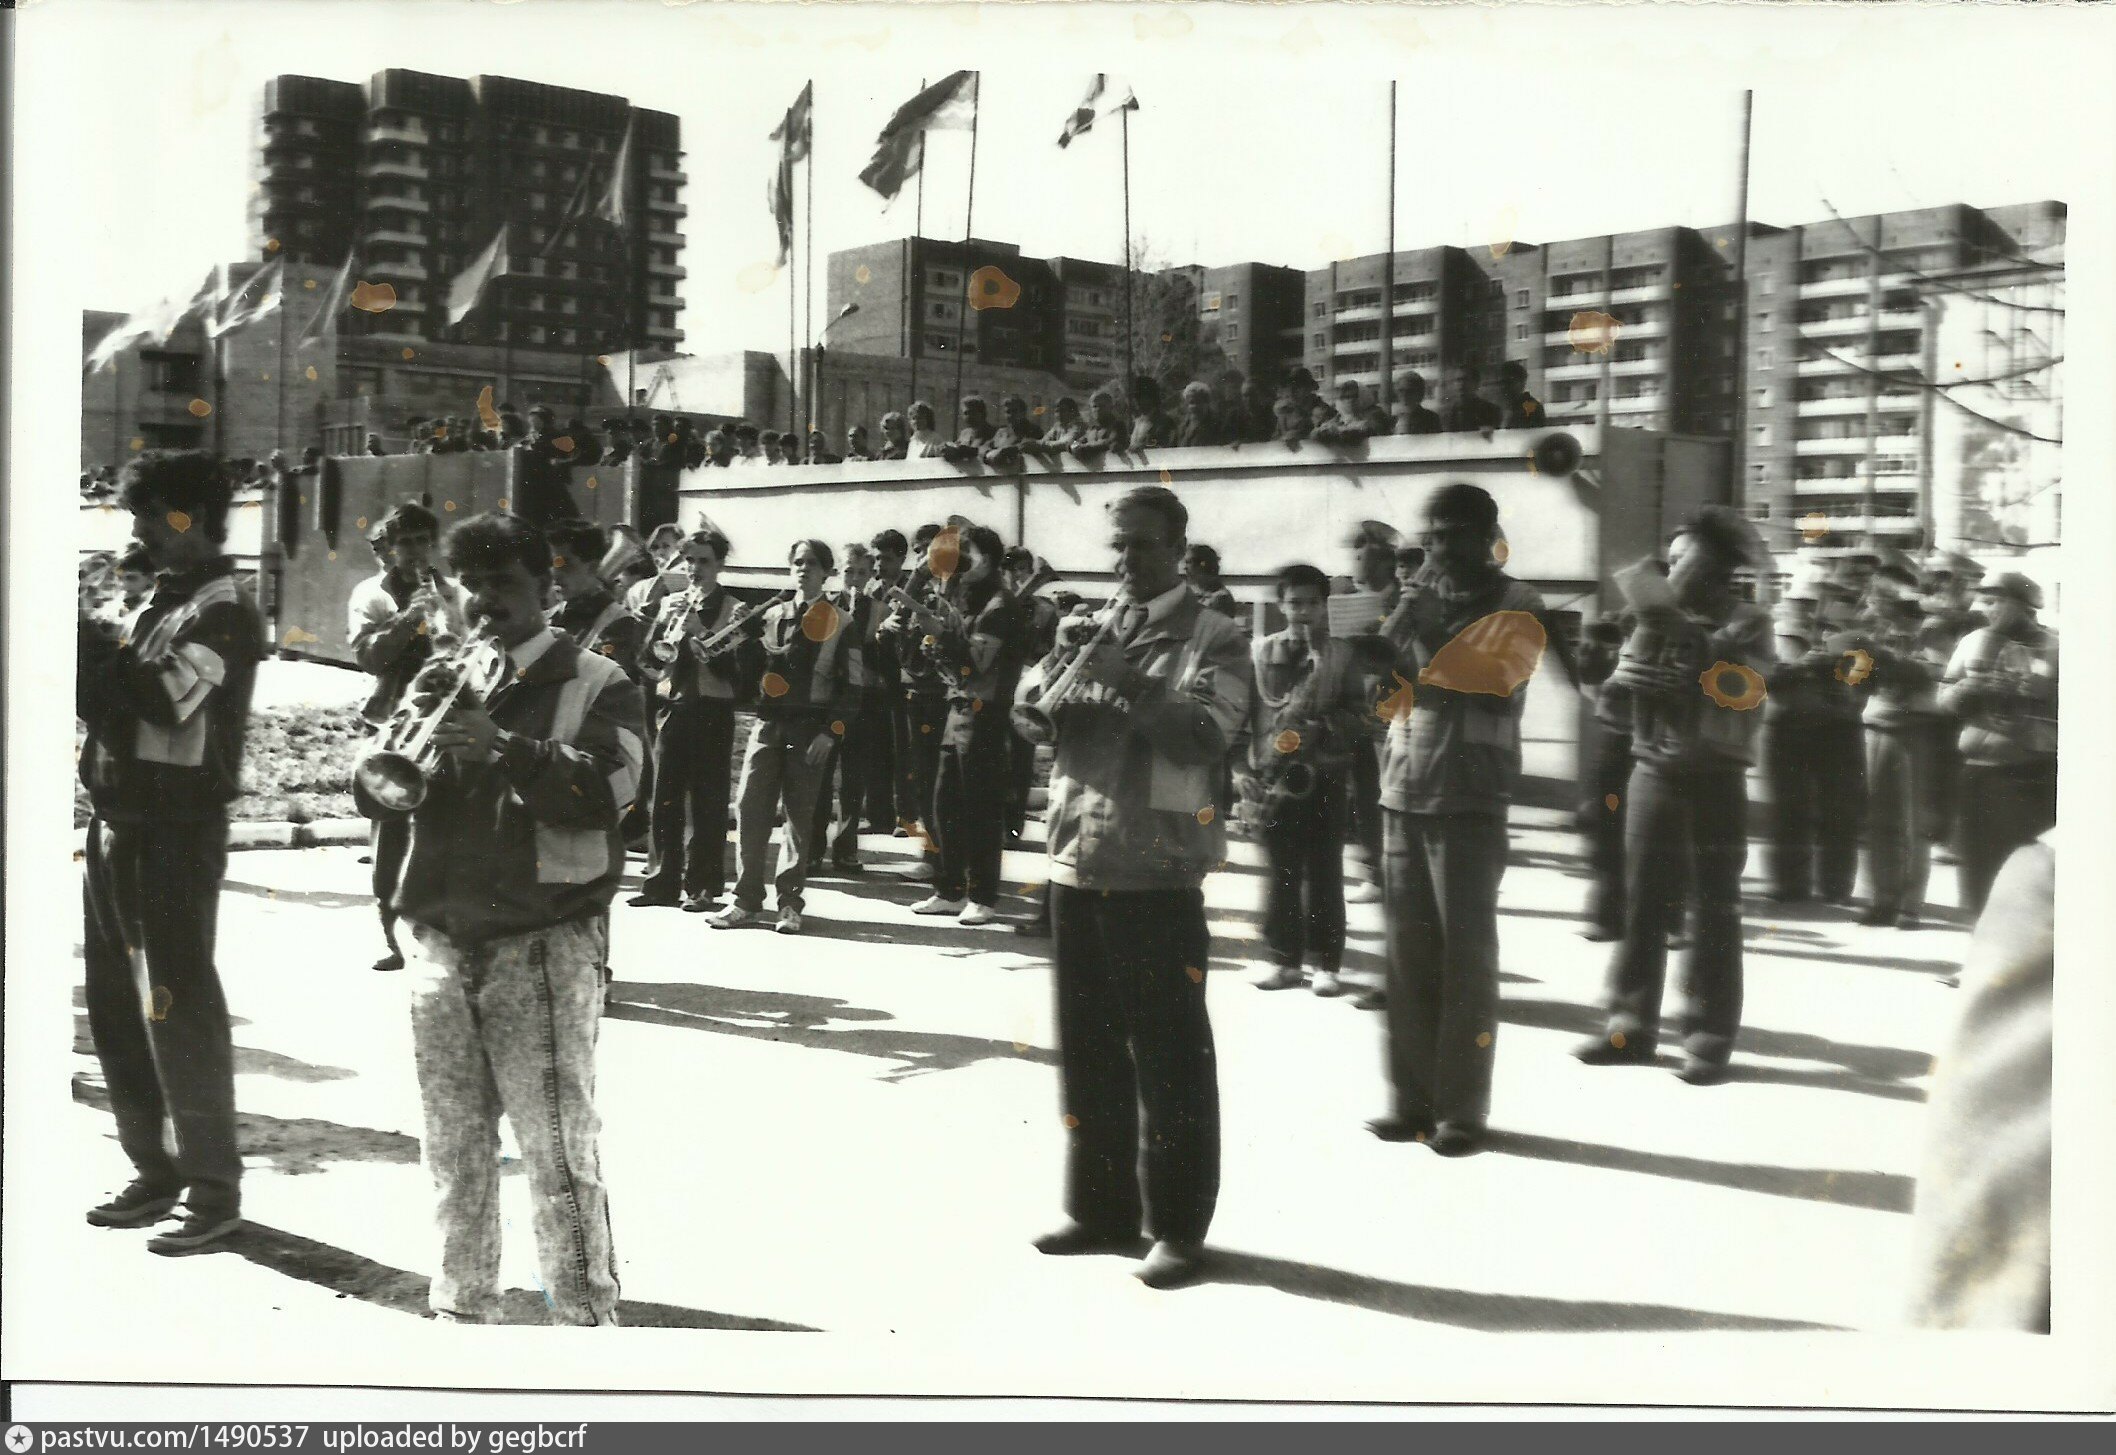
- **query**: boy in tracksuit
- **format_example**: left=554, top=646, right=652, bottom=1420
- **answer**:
left=1247, top=564, right=1369, bottom=996
left=79, top=450, right=265, bottom=1256
left=392, top=511, right=646, bottom=1325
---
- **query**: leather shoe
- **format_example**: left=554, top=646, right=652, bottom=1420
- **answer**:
left=1676, top=1057, right=1730, bottom=1086
left=1365, top=1116, right=1433, bottom=1144
left=1429, top=1125, right=1485, bottom=1157
left=680, top=892, right=720, bottom=913
left=1033, top=1222, right=1143, bottom=1257
left=628, top=891, right=680, bottom=909
left=1572, top=1033, right=1656, bottom=1065
left=372, top=951, right=404, bottom=973
left=1135, top=1240, right=1206, bottom=1290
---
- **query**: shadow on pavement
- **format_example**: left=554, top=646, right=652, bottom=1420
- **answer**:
left=72, top=1072, right=447, bottom=1177
left=1481, top=1128, right=1914, bottom=1214
left=604, top=979, right=1057, bottom=1080
left=229, top=1222, right=815, bottom=1330
left=1497, top=995, right=1932, bottom=1101
left=1198, top=1249, right=1837, bottom=1332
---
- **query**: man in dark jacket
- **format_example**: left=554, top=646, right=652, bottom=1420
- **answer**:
left=1394, top=372, right=1443, bottom=435
left=78, top=451, right=265, bottom=1255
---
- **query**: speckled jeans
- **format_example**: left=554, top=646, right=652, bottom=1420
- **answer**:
left=406, top=915, right=620, bottom=1326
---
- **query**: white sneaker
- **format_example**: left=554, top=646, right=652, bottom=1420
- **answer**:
left=1251, top=965, right=1306, bottom=991
left=1345, top=880, right=1381, bottom=904
left=904, top=860, right=937, bottom=883
left=911, top=894, right=966, bottom=916
left=1311, top=971, right=1345, bottom=998
left=775, top=908, right=804, bottom=935
left=959, top=902, right=996, bottom=926
left=705, top=905, right=756, bottom=929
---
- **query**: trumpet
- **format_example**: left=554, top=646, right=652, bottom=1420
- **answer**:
left=645, top=583, right=704, bottom=670
left=352, top=630, right=511, bottom=813
left=886, top=583, right=967, bottom=641
left=693, top=590, right=793, bottom=664
left=1015, top=590, right=1129, bottom=740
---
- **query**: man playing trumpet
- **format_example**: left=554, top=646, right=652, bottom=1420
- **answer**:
left=390, top=511, right=646, bottom=1324
left=1013, top=484, right=1252, bottom=1291
left=1245, top=564, right=1369, bottom=997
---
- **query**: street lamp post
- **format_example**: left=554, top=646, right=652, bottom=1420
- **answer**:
left=811, top=301, right=861, bottom=442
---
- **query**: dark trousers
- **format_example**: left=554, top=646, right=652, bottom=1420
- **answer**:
left=1051, top=883, right=1219, bottom=1246
left=859, top=685, right=898, bottom=833
left=809, top=694, right=885, bottom=867
left=1381, top=809, right=1507, bottom=1133
left=1263, top=771, right=1347, bottom=971
left=1923, top=724, right=1962, bottom=845
left=643, top=696, right=735, bottom=900
left=1005, top=725, right=1038, bottom=837
left=894, top=690, right=948, bottom=846
left=932, top=712, right=1012, bottom=905
left=1347, top=736, right=1384, bottom=870
left=1602, top=762, right=1748, bottom=1065
left=1585, top=730, right=1634, bottom=938
left=1765, top=713, right=1864, bottom=901
left=1955, top=760, right=2057, bottom=918
left=620, top=700, right=656, bottom=844
left=1864, top=725, right=1932, bottom=919
left=82, top=815, right=242, bottom=1216
left=372, top=813, right=410, bottom=953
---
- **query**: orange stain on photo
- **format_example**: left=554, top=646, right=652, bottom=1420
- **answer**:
left=855, top=264, right=873, bottom=286
left=801, top=598, right=843, bottom=642
left=831, top=720, right=847, bottom=736
left=187, top=399, right=212, bottom=418
left=305, top=366, right=319, bottom=382
left=967, top=265, right=1020, bottom=311
left=350, top=280, right=397, bottom=313
left=402, top=348, right=416, bottom=361
left=1376, top=672, right=1416, bottom=723
left=1417, top=610, right=1547, bottom=697
left=1194, top=807, right=1214, bottom=826
left=926, top=526, right=962, bottom=581
left=1605, top=793, right=1620, bottom=812
left=1567, top=310, right=1621, bottom=356
left=149, top=986, right=174, bottom=1022
left=1274, top=729, right=1302, bottom=756
left=1700, top=660, right=1768, bottom=711
left=1835, top=648, right=1875, bottom=686
left=166, top=510, right=193, bottom=533
left=1186, top=966, right=1205, bottom=984
left=761, top=671, right=791, bottom=698
left=554, top=436, right=576, bottom=456
left=1062, top=1114, right=1080, bottom=1129
left=476, top=386, right=501, bottom=431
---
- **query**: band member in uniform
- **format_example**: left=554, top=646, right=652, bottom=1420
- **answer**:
left=708, top=540, right=865, bottom=935
left=1013, top=484, right=1252, bottom=1290
left=908, top=525, right=1028, bottom=925
left=391, top=510, right=644, bottom=1324
left=632, top=527, right=742, bottom=912
left=806, top=542, right=885, bottom=876
left=1366, top=484, right=1550, bottom=1154
left=347, top=502, right=470, bottom=972
left=1939, top=572, right=2058, bottom=917
left=1857, top=591, right=1940, bottom=928
left=1245, top=564, right=1368, bottom=996
left=1339, top=524, right=1403, bottom=916
left=78, top=451, right=265, bottom=1256
left=1575, top=507, right=1774, bottom=1086
left=878, top=523, right=952, bottom=878
left=1002, top=547, right=1060, bottom=843
left=862, top=530, right=910, bottom=835
left=545, top=519, right=645, bottom=683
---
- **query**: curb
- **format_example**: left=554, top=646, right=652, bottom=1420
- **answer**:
left=72, top=817, right=373, bottom=856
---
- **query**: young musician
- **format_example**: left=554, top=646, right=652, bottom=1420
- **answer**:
left=909, top=525, right=1028, bottom=925
left=1575, top=507, right=1775, bottom=1086
left=862, top=530, right=910, bottom=834
left=545, top=518, right=645, bottom=684
left=1939, top=572, right=2058, bottom=917
left=632, top=527, right=743, bottom=912
left=347, top=503, right=470, bottom=973
left=1368, top=484, right=1550, bottom=1155
left=1002, top=547, right=1059, bottom=843
left=877, top=523, right=952, bottom=878
left=1013, top=484, right=1253, bottom=1290
left=391, top=511, right=644, bottom=1324
left=708, top=540, right=865, bottom=935
left=805, top=542, right=886, bottom=876
left=1246, top=564, right=1368, bottom=996
left=1858, top=591, right=1940, bottom=929
left=78, top=450, right=265, bottom=1254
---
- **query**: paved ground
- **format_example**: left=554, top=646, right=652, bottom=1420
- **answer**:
left=51, top=795, right=1977, bottom=1365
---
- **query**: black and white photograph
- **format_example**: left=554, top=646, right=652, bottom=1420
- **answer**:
left=5, top=0, right=2114, bottom=1420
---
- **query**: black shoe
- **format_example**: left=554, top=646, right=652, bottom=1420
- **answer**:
left=629, top=891, right=681, bottom=909
left=146, top=1209, right=243, bottom=1256
left=1857, top=908, right=1895, bottom=927
left=356, top=853, right=374, bottom=865
left=1676, top=1057, right=1731, bottom=1086
left=1034, top=1222, right=1145, bottom=1256
left=372, top=951, right=404, bottom=973
left=1429, top=1125, right=1486, bottom=1157
left=831, top=859, right=863, bottom=876
left=1008, top=915, right=1051, bottom=937
left=1353, top=989, right=1388, bottom=1012
left=1135, top=1240, right=1206, bottom=1290
left=680, top=892, right=720, bottom=913
left=1366, top=1116, right=1434, bottom=1144
left=1572, top=1033, right=1656, bottom=1066
left=86, top=1179, right=183, bottom=1229
left=1895, top=913, right=1922, bottom=931
left=1580, top=926, right=1620, bottom=943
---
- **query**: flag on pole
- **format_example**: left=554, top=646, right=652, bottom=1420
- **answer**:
left=768, top=82, right=812, bottom=266
left=541, top=159, right=602, bottom=261
left=85, top=316, right=152, bottom=373
left=298, top=248, right=358, bottom=348
left=1056, top=74, right=1138, bottom=148
left=598, top=118, right=634, bottom=231
left=207, top=257, right=285, bottom=339
left=858, top=71, right=976, bottom=202
left=446, top=228, right=511, bottom=327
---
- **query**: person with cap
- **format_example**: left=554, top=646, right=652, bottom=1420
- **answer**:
left=544, top=518, right=646, bottom=687
left=1495, top=361, right=1544, bottom=429
left=1762, top=582, right=1827, bottom=904
left=1394, top=372, right=1444, bottom=436
left=1127, top=376, right=1175, bottom=450
left=940, top=396, right=998, bottom=464
left=1939, top=570, right=2057, bottom=917
left=346, top=502, right=471, bottom=973
left=1443, top=362, right=1502, bottom=433
left=1918, top=551, right=1984, bottom=855
left=876, top=523, right=953, bottom=876
left=1575, top=506, right=1776, bottom=1086
left=1857, top=590, right=1942, bottom=928
left=1786, top=566, right=1871, bottom=907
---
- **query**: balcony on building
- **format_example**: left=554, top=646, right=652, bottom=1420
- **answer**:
left=363, top=190, right=432, bottom=216
left=1332, top=304, right=1383, bottom=324
left=647, top=227, right=683, bottom=247
left=645, top=324, right=682, bottom=343
left=1607, top=356, right=1667, bottom=376
left=371, top=260, right=430, bottom=282
left=1544, top=359, right=1606, bottom=382
left=648, top=158, right=686, bottom=183
left=363, top=157, right=430, bottom=182
left=1607, top=282, right=1672, bottom=305
left=1798, top=312, right=1871, bottom=340
left=1795, top=354, right=1859, bottom=376
left=1606, top=392, right=1666, bottom=412
left=1796, top=392, right=1920, bottom=417
left=364, top=226, right=429, bottom=248
left=1794, top=434, right=1921, bottom=457
left=367, top=120, right=431, bottom=147
left=646, top=198, right=687, bottom=220
left=1545, top=285, right=1607, bottom=309
left=1871, top=352, right=1923, bottom=374
left=646, top=259, right=687, bottom=280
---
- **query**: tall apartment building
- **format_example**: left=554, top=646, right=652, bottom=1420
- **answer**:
left=1197, top=262, right=1306, bottom=387
left=252, top=70, right=686, bottom=353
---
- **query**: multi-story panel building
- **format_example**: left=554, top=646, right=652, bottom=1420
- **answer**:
left=1195, top=262, right=1305, bottom=388
left=251, top=71, right=685, bottom=354
left=827, top=237, right=1067, bottom=384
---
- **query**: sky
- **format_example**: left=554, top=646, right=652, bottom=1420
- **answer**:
left=18, top=0, right=2096, bottom=359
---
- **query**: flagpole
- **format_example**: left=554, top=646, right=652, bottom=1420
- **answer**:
left=910, top=116, right=926, bottom=414
left=954, top=77, right=979, bottom=435
left=1121, top=103, right=1134, bottom=406
left=1380, top=81, right=1396, bottom=419
left=276, top=267, right=289, bottom=454
left=804, top=91, right=815, bottom=436
left=788, top=171, right=800, bottom=441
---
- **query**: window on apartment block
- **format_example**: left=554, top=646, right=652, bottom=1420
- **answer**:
left=1515, top=290, right=1530, bottom=309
